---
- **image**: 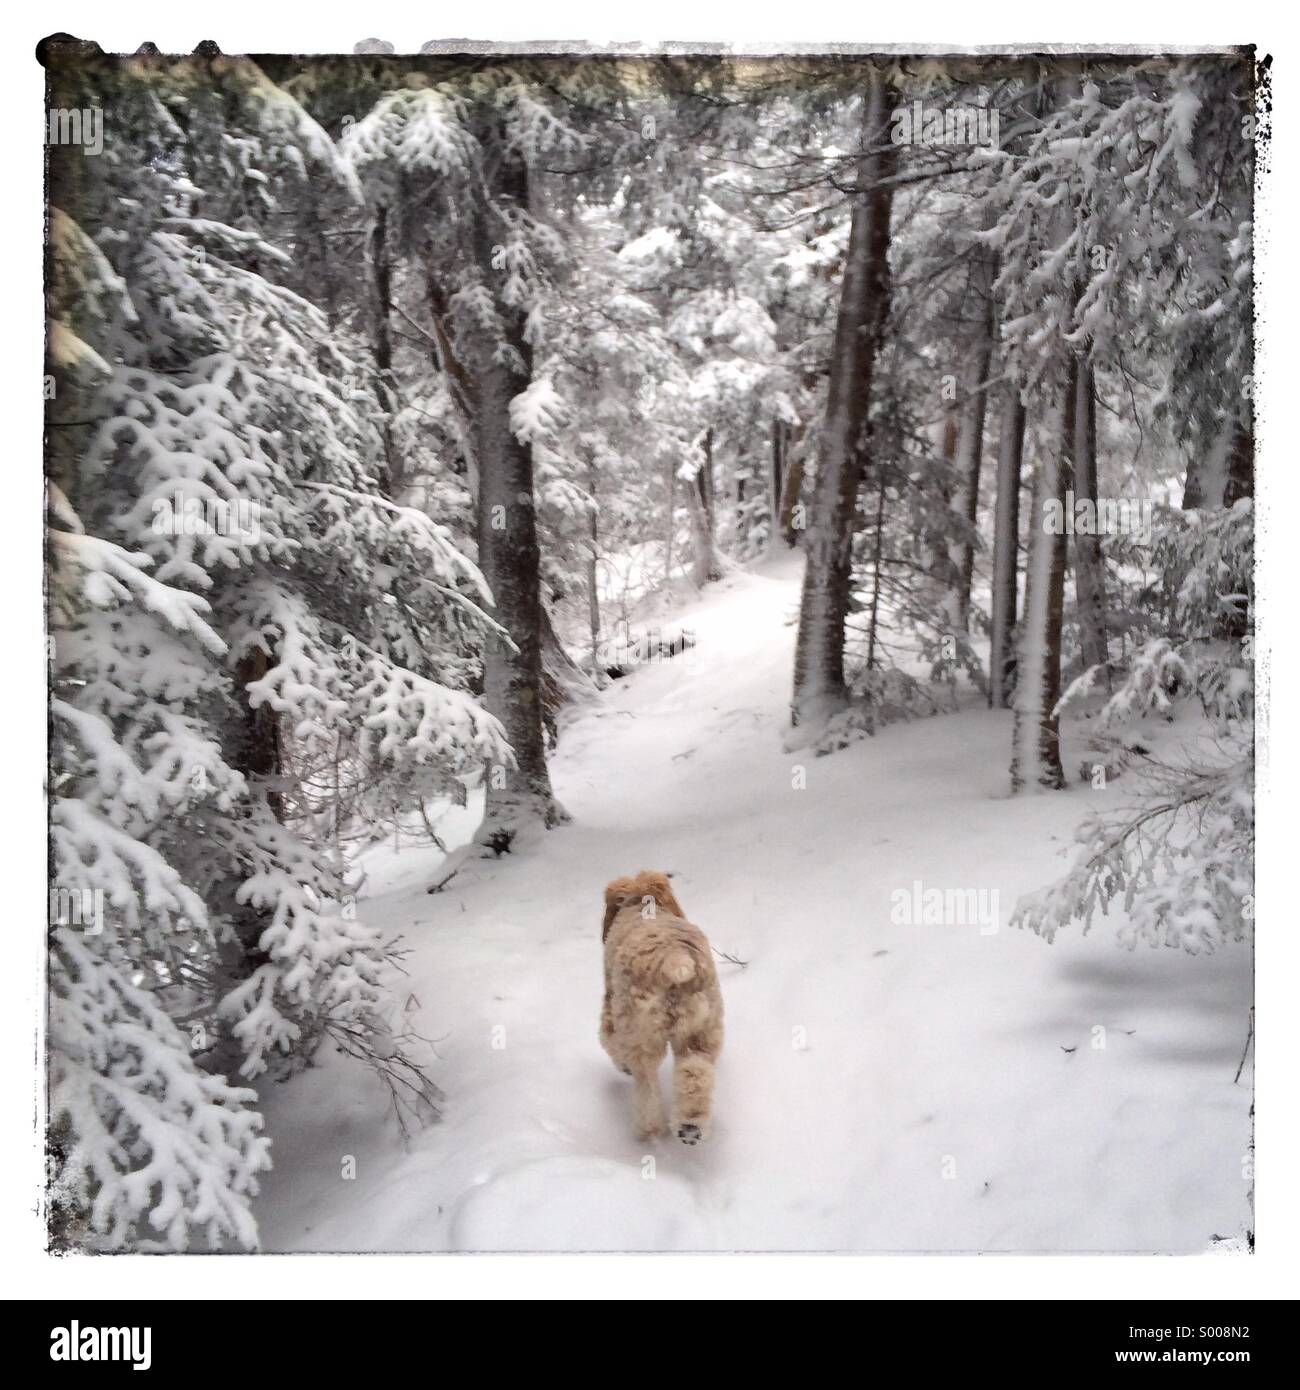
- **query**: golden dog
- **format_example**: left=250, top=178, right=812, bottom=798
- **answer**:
left=600, top=871, right=724, bottom=1144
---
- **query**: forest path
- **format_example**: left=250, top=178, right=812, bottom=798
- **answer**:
left=256, top=552, right=1252, bottom=1252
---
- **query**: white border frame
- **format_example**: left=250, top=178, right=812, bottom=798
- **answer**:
left=3, top=0, right=1293, bottom=1302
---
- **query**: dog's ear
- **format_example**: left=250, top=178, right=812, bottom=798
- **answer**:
left=636, top=870, right=685, bottom=920
left=603, top=876, right=637, bottom=942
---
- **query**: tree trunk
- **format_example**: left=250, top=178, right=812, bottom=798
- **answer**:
left=863, top=461, right=889, bottom=674
left=1184, top=416, right=1254, bottom=510
left=467, top=118, right=567, bottom=844
left=769, top=417, right=785, bottom=550
left=1010, top=70, right=1079, bottom=791
left=778, top=443, right=805, bottom=546
left=369, top=202, right=400, bottom=498
left=988, top=382, right=1025, bottom=709
left=690, top=428, right=725, bottom=585
left=791, top=67, right=896, bottom=731
left=210, top=645, right=284, bottom=1072
left=1011, top=363, right=1074, bottom=791
left=1072, top=363, right=1109, bottom=685
left=1224, top=425, right=1254, bottom=507
left=947, top=246, right=997, bottom=631
left=923, top=409, right=960, bottom=594
left=587, top=459, right=601, bottom=673
left=425, top=257, right=477, bottom=453
left=664, top=458, right=676, bottom=583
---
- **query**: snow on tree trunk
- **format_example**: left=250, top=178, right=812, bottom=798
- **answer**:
left=791, top=68, right=896, bottom=732
left=922, top=410, right=960, bottom=593
left=689, top=428, right=725, bottom=585
left=988, top=382, right=1025, bottom=709
left=475, top=401, right=569, bottom=839
left=210, top=644, right=285, bottom=1039
left=1071, top=363, right=1109, bottom=684
left=1011, top=360, right=1075, bottom=792
left=468, top=121, right=568, bottom=844
left=777, top=442, right=805, bottom=547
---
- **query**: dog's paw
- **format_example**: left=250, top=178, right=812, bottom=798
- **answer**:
left=676, top=1123, right=704, bottom=1146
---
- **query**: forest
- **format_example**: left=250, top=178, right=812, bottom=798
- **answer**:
left=44, top=40, right=1256, bottom=1253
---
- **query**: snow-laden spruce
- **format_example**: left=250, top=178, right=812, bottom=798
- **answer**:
left=1015, top=500, right=1253, bottom=951
left=47, top=53, right=509, bottom=1250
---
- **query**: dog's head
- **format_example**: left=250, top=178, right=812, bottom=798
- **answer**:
left=601, top=870, right=685, bottom=942
left=634, top=870, right=685, bottom=920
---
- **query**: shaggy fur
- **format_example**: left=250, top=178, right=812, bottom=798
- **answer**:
left=599, top=870, right=724, bottom=1144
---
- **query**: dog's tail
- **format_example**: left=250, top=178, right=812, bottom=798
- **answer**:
left=661, top=946, right=697, bottom=985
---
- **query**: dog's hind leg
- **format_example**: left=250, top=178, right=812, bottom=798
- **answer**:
left=670, top=1045, right=716, bottom=1145
left=630, top=1056, right=667, bottom=1139
left=599, top=995, right=631, bottom=1074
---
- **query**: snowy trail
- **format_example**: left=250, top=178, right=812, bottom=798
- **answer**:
left=256, top=553, right=1252, bottom=1253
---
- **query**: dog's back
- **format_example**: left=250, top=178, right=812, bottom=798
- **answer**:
left=605, top=906, right=719, bottom=1036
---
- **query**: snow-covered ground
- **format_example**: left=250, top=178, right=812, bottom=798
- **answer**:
left=254, top=552, right=1253, bottom=1253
